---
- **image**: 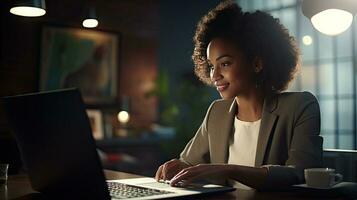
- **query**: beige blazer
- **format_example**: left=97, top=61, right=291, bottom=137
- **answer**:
left=180, top=92, right=323, bottom=189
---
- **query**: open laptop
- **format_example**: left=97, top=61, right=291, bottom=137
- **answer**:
left=2, top=88, right=235, bottom=199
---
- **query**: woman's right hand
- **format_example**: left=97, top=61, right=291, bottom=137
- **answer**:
left=155, top=159, right=190, bottom=182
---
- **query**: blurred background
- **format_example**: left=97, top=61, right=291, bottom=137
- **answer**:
left=0, top=0, right=356, bottom=181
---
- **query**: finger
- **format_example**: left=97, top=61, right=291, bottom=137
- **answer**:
left=155, top=165, right=163, bottom=181
left=170, top=169, right=186, bottom=182
left=165, top=169, right=179, bottom=180
left=162, top=163, right=168, bottom=181
left=165, top=163, right=183, bottom=180
left=162, top=160, right=181, bottom=180
left=170, top=166, right=205, bottom=187
left=171, top=171, right=202, bottom=187
left=172, top=166, right=195, bottom=180
left=170, top=170, right=190, bottom=186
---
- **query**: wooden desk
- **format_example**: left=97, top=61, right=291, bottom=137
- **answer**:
left=1, top=170, right=355, bottom=200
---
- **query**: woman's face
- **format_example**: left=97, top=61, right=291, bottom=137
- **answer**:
left=207, top=38, right=255, bottom=99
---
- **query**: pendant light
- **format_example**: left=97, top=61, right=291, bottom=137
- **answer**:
left=82, top=7, right=99, bottom=28
left=10, top=0, right=46, bottom=17
left=302, top=0, right=357, bottom=36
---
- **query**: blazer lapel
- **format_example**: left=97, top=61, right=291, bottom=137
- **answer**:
left=255, top=94, right=279, bottom=166
left=213, top=99, right=237, bottom=164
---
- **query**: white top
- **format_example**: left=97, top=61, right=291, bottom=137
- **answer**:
left=227, top=117, right=261, bottom=189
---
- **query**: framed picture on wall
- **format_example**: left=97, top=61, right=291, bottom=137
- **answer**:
left=86, top=109, right=104, bottom=140
left=40, top=26, right=119, bottom=104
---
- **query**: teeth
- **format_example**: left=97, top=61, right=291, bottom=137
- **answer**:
left=217, top=84, right=228, bottom=91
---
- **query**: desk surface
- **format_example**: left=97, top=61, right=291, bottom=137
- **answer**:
left=1, top=170, right=355, bottom=200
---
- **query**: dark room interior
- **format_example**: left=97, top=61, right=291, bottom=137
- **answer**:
left=1, top=0, right=357, bottom=199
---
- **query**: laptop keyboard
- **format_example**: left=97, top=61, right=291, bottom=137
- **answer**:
left=107, top=182, right=174, bottom=199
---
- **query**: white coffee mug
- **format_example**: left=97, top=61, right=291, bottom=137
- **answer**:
left=304, top=168, right=343, bottom=188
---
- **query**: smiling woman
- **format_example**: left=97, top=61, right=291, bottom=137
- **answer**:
left=155, top=0, right=323, bottom=191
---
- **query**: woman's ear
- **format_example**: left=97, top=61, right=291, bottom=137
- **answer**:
left=253, top=57, right=263, bottom=73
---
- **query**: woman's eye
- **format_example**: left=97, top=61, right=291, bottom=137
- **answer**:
left=221, top=62, right=231, bottom=67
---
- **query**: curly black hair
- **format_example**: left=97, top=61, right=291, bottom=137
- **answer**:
left=192, top=0, right=299, bottom=93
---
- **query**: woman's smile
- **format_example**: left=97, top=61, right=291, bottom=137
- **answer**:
left=215, top=82, right=229, bottom=92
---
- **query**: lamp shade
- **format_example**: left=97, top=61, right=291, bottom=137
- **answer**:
left=82, top=7, right=99, bottom=28
left=10, top=0, right=46, bottom=17
left=82, top=19, right=98, bottom=28
left=117, top=96, right=130, bottom=124
left=302, top=0, right=357, bottom=36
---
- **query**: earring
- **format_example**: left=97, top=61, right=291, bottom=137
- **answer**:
left=255, top=73, right=261, bottom=88
left=255, top=70, right=264, bottom=89
left=254, top=66, right=262, bottom=73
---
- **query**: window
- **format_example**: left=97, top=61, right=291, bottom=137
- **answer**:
left=237, top=0, right=357, bottom=150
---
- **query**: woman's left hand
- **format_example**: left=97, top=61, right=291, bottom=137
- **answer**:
left=169, top=164, right=227, bottom=187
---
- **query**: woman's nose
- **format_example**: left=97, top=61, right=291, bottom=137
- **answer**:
left=210, top=67, right=222, bottom=81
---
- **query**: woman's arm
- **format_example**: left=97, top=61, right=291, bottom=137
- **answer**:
left=226, top=165, right=268, bottom=188
left=170, top=164, right=268, bottom=189
left=155, top=101, right=217, bottom=182
left=179, top=101, right=216, bottom=165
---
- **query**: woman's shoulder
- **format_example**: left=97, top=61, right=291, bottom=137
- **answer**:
left=277, top=91, right=318, bottom=104
left=204, top=99, right=235, bottom=125
left=204, top=99, right=235, bottom=116
left=273, top=91, right=320, bottom=115
left=209, top=98, right=235, bottom=109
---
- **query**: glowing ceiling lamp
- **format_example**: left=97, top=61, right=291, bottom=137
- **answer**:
left=302, top=0, right=357, bottom=36
left=82, top=7, right=99, bottom=28
left=10, top=0, right=46, bottom=17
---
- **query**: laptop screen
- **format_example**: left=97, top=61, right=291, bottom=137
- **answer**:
left=2, top=88, right=110, bottom=199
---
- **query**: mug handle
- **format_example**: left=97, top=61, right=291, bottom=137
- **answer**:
left=332, top=173, right=343, bottom=185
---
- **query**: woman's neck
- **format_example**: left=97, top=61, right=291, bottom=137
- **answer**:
left=235, top=90, right=265, bottom=122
